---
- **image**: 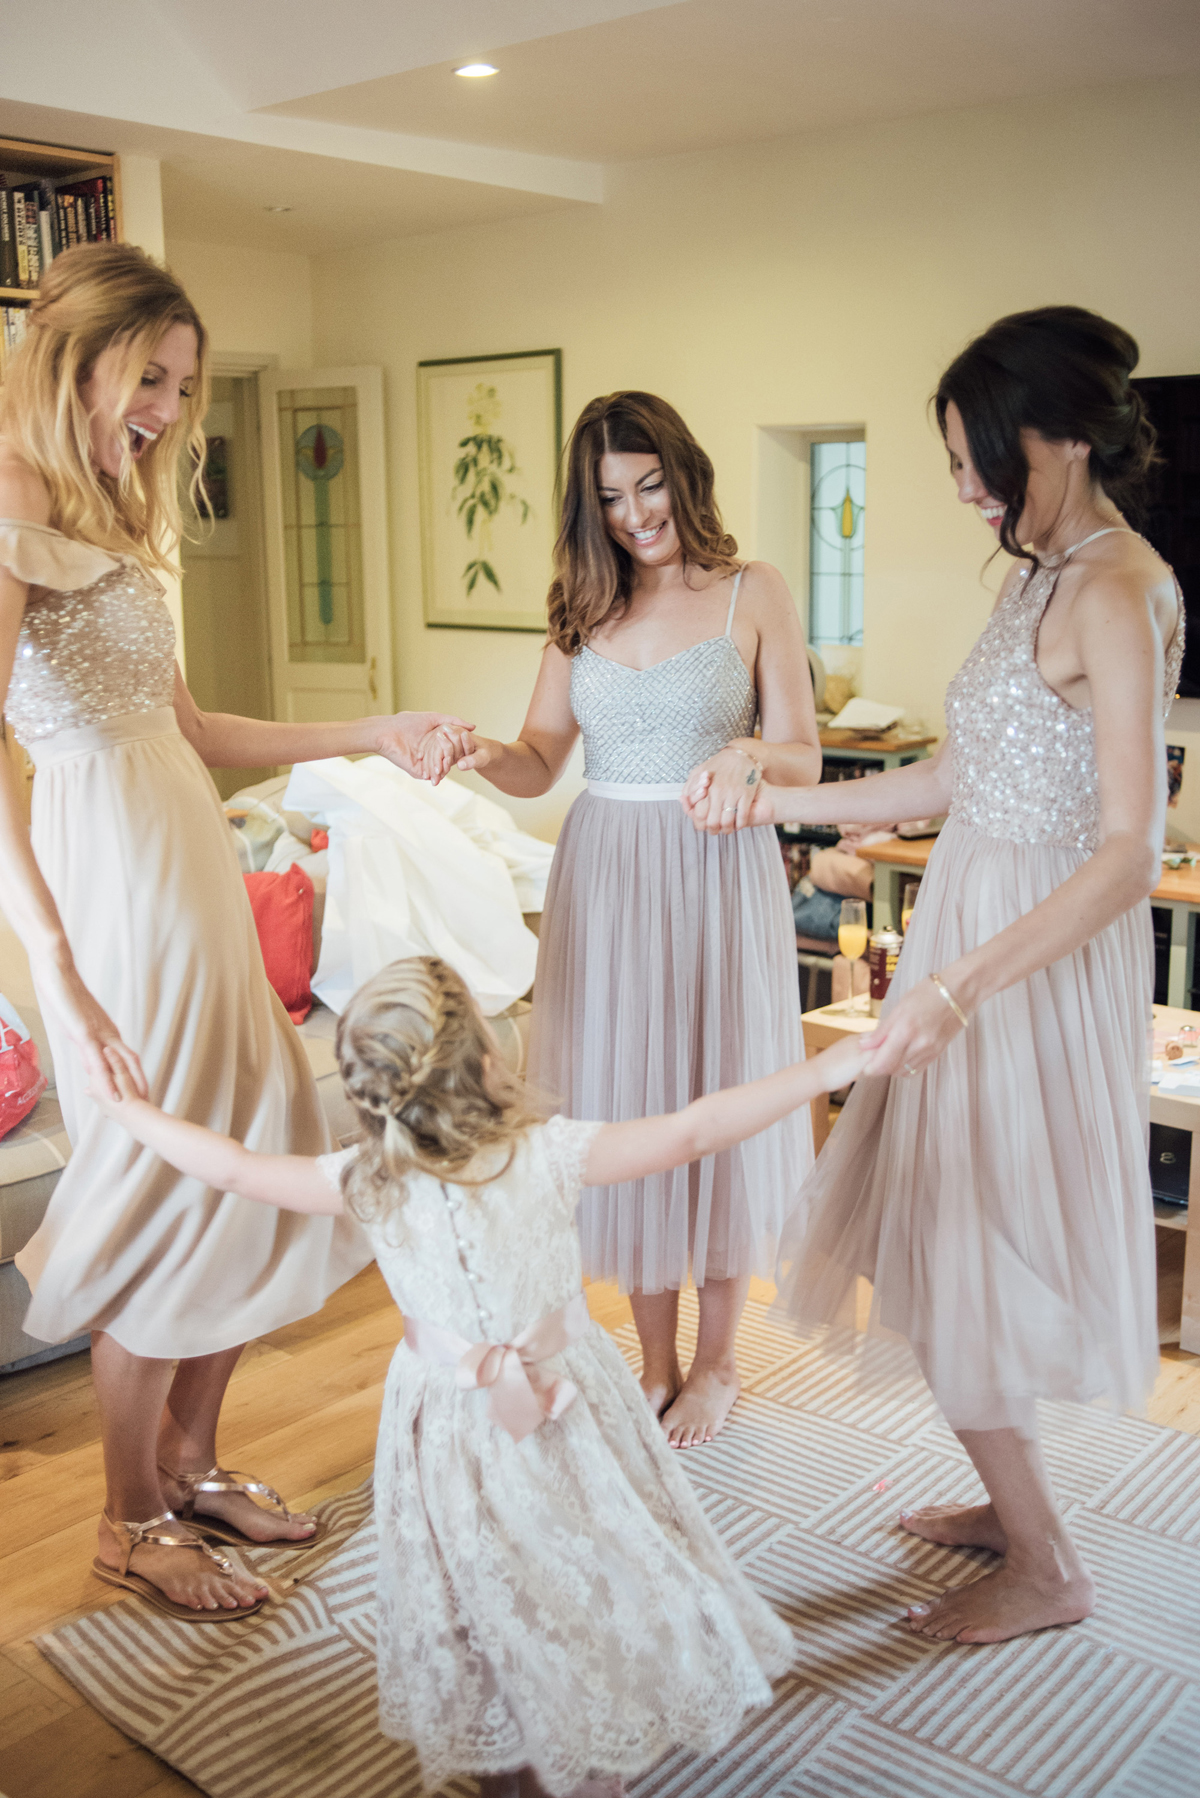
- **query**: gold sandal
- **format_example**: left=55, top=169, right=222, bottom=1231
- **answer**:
left=160, top=1463, right=328, bottom=1550
left=93, top=1510, right=267, bottom=1622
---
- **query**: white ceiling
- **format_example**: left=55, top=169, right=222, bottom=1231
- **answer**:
left=1, top=0, right=1197, bottom=253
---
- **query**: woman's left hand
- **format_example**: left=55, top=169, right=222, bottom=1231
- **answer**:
left=683, top=745, right=763, bottom=834
left=865, top=975, right=968, bottom=1078
left=374, top=712, right=475, bottom=783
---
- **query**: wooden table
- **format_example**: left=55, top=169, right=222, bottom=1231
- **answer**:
left=860, top=835, right=1200, bottom=1007
left=801, top=998, right=1200, bottom=1355
left=800, top=999, right=878, bottom=1153
left=818, top=728, right=936, bottom=773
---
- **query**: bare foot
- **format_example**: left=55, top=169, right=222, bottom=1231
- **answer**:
left=97, top=1515, right=268, bottom=1613
left=640, top=1374, right=681, bottom=1418
left=899, top=1502, right=1008, bottom=1555
left=160, top=1470, right=318, bottom=1544
left=904, top=1559, right=1096, bottom=1644
left=661, top=1365, right=740, bottom=1448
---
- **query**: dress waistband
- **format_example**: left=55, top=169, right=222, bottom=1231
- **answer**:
left=26, top=707, right=181, bottom=769
left=587, top=779, right=686, bottom=802
left=403, top=1290, right=591, bottom=1441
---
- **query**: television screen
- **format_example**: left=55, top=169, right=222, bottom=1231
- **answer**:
left=1131, top=374, right=1200, bottom=698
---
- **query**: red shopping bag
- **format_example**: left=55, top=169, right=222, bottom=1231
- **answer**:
left=0, top=1003, right=47, bottom=1138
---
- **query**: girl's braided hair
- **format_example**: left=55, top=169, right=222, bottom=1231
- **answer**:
left=333, top=956, right=545, bottom=1228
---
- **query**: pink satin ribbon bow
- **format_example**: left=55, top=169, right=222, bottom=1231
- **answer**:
left=403, top=1290, right=592, bottom=1442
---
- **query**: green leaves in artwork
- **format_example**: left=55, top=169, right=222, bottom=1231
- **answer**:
left=464, top=559, right=501, bottom=594
left=451, top=384, right=531, bottom=597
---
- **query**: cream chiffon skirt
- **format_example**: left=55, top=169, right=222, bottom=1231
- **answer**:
left=530, top=790, right=812, bottom=1293
left=774, top=815, right=1159, bottom=1433
left=15, top=709, right=371, bottom=1356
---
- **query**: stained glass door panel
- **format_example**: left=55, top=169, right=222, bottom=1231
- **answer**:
left=259, top=367, right=393, bottom=723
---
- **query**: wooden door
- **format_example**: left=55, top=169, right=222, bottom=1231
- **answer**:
left=258, top=366, right=394, bottom=723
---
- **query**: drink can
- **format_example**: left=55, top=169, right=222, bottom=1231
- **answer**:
left=868, top=927, right=903, bottom=1017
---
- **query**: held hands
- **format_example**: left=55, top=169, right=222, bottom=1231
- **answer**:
left=85, top=1047, right=149, bottom=1116
left=421, top=731, right=505, bottom=784
left=682, top=746, right=771, bottom=834
left=374, top=712, right=476, bottom=784
left=38, top=960, right=148, bottom=1103
left=864, top=974, right=969, bottom=1079
left=814, top=1033, right=877, bottom=1091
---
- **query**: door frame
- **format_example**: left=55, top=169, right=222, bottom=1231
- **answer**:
left=258, top=364, right=395, bottom=722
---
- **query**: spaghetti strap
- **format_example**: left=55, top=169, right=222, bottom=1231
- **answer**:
left=724, top=565, right=746, bottom=636
left=1059, top=526, right=1136, bottom=561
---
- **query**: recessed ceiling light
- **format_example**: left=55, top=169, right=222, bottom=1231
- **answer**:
left=455, top=62, right=497, bottom=78
left=265, top=205, right=293, bottom=213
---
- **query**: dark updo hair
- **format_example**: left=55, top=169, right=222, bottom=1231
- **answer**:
left=935, top=306, right=1159, bottom=563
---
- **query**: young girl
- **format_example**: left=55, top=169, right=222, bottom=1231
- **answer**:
left=92, top=953, right=869, bottom=1798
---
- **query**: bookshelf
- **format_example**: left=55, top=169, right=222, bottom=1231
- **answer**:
left=0, top=136, right=122, bottom=315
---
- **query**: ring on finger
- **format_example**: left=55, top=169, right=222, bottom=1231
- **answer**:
left=902, top=1062, right=917, bottom=1076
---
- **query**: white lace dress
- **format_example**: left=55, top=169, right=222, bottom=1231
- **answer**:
left=320, top=1114, right=793, bottom=1795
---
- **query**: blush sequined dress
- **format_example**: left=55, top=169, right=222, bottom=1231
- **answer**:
left=3, top=521, right=371, bottom=1355
left=776, top=536, right=1184, bottom=1431
left=529, top=568, right=812, bottom=1295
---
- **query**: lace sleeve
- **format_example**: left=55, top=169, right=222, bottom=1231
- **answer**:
left=538, top=1114, right=604, bottom=1214
left=317, top=1146, right=356, bottom=1199
left=0, top=519, right=121, bottom=591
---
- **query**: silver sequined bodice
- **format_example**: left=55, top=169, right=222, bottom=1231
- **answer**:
left=946, top=557, right=1184, bottom=852
left=6, top=556, right=176, bottom=743
left=571, top=635, right=757, bottom=784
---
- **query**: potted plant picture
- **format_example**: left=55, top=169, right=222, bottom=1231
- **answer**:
left=418, top=349, right=562, bottom=631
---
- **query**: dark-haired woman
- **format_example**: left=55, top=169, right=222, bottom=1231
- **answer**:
left=691, top=307, right=1180, bottom=1640
left=444, top=392, right=822, bottom=1447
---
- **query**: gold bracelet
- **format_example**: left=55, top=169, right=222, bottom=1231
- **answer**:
left=930, top=972, right=969, bottom=1029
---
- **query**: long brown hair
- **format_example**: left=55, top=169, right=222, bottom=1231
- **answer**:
left=334, top=956, right=547, bottom=1232
left=0, top=242, right=210, bottom=572
left=547, top=391, right=738, bottom=655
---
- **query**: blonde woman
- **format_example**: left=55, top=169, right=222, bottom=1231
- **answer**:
left=444, top=393, right=823, bottom=1448
left=90, top=953, right=868, bottom=1797
left=0, top=242, right=468, bottom=1619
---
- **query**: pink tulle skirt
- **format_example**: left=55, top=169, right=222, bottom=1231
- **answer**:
left=774, top=815, right=1159, bottom=1433
left=530, top=791, right=812, bottom=1294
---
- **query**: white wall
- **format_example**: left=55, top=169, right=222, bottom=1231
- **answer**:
left=164, top=238, right=315, bottom=370
left=307, top=74, right=1200, bottom=841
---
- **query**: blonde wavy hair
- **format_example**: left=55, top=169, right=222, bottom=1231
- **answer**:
left=0, top=241, right=210, bottom=573
left=334, top=957, right=546, bottom=1229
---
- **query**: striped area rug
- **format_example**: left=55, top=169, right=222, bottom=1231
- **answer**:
left=36, top=1298, right=1200, bottom=1797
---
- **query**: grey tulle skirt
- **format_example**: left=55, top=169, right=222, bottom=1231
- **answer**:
left=774, top=815, right=1160, bottom=1434
left=529, top=791, right=812, bottom=1294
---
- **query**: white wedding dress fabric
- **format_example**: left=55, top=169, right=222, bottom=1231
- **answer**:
left=319, top=1112, right=793, bottom=1794
left=285, top=757, right=552, bottom=1017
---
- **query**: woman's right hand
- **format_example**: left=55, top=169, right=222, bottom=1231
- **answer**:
left=683, top=770, right=780, bottom=829
left=36, top=957, right=148, bottom=1101
left=425, top=733, right=504, bottom=780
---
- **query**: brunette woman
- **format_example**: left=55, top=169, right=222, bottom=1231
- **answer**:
left=446, top=392, right=822, bottom=1446
left=693, top=308, right=1180, bottom=1639
left=0, top=242, right=467, bottom=1618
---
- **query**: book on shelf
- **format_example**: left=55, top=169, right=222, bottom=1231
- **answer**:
left=0, top=170, right=117, bottom=291
left=0, top=302, right=30, bottom=378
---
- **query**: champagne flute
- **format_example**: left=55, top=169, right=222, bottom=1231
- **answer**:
left=838, top=898, right=868, bottom=1013
left=901, top=880, right=920, bottom=935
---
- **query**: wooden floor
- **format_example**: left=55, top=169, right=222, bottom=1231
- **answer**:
left=2, top=1239, right=1197, bottom=1798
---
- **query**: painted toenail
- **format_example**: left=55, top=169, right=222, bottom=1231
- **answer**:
left=909, top=1603, right=930, bottom=1616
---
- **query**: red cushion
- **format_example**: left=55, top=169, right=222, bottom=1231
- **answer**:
left=243, top=865, right=314, bottom=1025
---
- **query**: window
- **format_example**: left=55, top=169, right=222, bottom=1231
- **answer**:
left=809, top=439, right=865, bottom=646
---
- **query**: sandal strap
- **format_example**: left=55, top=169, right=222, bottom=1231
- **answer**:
left=160, top=1463, right=292, bottom=1522
left=102, top=1508, right=235, bottom=1579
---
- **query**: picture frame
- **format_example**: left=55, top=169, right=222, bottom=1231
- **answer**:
left=417, top=349, right=562, bottom=632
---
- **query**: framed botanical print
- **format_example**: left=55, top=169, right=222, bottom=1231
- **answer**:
left=417, top=348, right=562, bottom=631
